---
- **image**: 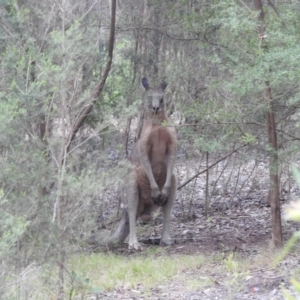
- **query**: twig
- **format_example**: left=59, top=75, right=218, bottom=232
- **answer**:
left=177, top=143, right=249, bottom=190
left=237, top=0, right=252, bottom=12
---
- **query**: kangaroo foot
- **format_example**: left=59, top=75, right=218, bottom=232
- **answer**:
left=128, top=241, right=143, bottom=251
left=160, top=238, right=176, bottom=247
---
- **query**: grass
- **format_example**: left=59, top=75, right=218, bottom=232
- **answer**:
left=66, top=248, right=267, bottom=296
left=3, top=244, right=299, bottom=299
left=68, top=249, right=207, bottom=291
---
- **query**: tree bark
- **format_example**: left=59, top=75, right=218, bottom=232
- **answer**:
left=253, top=0, right=282, bottom=247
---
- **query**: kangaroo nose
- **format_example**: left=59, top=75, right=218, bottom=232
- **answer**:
left=152, top=106, right=159, bottom=112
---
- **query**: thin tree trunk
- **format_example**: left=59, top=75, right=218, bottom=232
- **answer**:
left=140, top=0, right=147, bottom=77
left=136, top=0, right=148, bottom=141
left=53, top=1, right=117, bottom=298
left=125, top=22, right=140, bottom=156
left=56, top=2, right=68, bottom=297
left=253, top=0, right=282, bottom=247
left=152, top=6, right=161, bottom=79
left=205, top=151, right=209, bottom=216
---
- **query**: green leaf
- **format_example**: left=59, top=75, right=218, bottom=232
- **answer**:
left=291, top=278, right=300, bottom=292
left=89, top=287, right=103, bottom=293
left=292, top=166, right=300, bottom=188
left=71, top=270, right=78, bottom=280
left=281, top=287, right=295, bottom=300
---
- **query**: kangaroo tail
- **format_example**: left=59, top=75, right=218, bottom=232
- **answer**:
left=103, top=208, right=129, bottom=247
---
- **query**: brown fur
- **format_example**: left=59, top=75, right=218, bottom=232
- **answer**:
left=104, top=78, right=177, bottom=250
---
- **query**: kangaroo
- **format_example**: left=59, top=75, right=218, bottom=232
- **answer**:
left=104, top=77, right=177, bottom=250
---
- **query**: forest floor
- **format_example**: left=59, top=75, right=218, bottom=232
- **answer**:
left=92, top=158, right=300, bottom=300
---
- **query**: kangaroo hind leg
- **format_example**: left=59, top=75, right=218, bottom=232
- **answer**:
left=160, top=174, right=176, bottom=246
left=125, top=172, right=143, bottom=250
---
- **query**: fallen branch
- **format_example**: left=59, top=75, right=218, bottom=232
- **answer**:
left=177, top=143, right=248, bottom=190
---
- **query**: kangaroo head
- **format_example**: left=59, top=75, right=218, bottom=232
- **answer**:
left=142, top=77, right=167, bottom=114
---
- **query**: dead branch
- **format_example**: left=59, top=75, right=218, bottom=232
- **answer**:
left=177, top=143, right=249, bottom=190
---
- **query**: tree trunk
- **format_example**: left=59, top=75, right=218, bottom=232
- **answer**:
left=139, top=0, right=148, bottom=77
left=253, top=0, right=282, bottom=247
left=152, top=6, right=161, bottom=80
left=136, top=0, right=148, bottom=141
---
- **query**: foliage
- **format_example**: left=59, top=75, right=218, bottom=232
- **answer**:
left=0, top=193, right=28, bottom=258
left=69, top=270, right=102, bottom=299
left=1, top=0, right=300, bottom=296
left=281, top=167, right=300, bottom=299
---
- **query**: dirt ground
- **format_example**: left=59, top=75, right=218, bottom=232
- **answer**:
left=93, top=158, right=300, bottom=300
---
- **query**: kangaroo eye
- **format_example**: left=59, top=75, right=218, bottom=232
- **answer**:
left=159, top=98, right=164, bottom=104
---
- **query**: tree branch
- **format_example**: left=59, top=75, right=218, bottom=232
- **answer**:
left=267, top=0, right=286, bottom=27
left=65, top=0, right=117, bottom=155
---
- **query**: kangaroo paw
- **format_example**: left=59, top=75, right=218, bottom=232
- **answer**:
left=152, top=194, right=168, bottom=207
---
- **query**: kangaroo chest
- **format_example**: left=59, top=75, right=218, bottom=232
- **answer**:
left=139, top=127, right=171, bottom=187
left=147, top=125, right=171, bottom=157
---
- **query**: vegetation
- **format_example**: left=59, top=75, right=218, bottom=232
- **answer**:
left=1, top=0, right=300, bottom=298
left=4, top=246, right=296, bottom=299
left=281, top=168, right=300, bottom=299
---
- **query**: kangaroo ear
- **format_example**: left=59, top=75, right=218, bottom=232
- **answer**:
left=159, top=80, right=167, bottom=91
left=142, top=77, right=150, bottom=90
